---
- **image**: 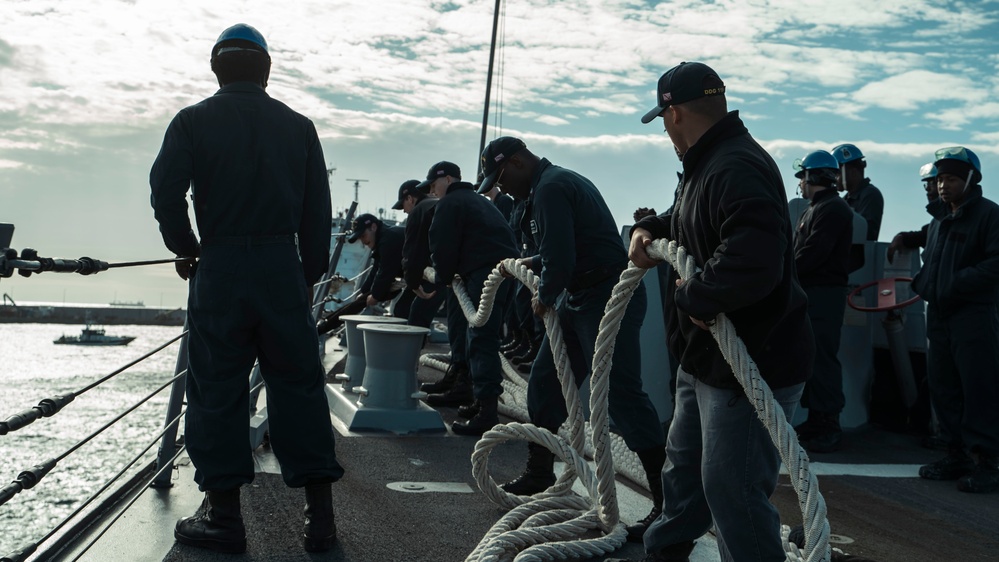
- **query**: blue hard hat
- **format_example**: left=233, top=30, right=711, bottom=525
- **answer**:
left=934, top=146, right=981, bottom=173
left=919, top=163, right=938, bottom=181
left=793, top=150, right=839, bottom=178
left=213, top=23, right=268, bottom=56
left=831, top=143, right=865, bottom=166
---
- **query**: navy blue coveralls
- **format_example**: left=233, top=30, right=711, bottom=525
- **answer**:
left=524, top=160, right=664, bottom=452
left=793, top=188, right=853, bottom=416
left=401, top=196, right=447, bottom=330
left=358, top=225, right=408, bottom=317
left=912, top=185, right=999, bottom=456
left=429, top=182, right=519, bottom=400
left=150, top=82, right=343, bottom=491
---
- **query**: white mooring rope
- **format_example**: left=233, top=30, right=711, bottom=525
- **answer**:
left=423, top=245, right=830, bottom=561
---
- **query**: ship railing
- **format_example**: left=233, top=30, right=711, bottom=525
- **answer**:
left=0, top=329, right=189, bottom=562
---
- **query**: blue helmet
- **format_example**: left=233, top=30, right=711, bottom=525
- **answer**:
left=919, top=163, right=937, bottom=181
left=933, top=146, right=981, bottom=173
left=831, top=143, right=865, bottom=166
left=933, top=146, right=982, bottom=184
left=212, top=24, right=268, bottom=57
left=793, top=150, right=840, bottom=178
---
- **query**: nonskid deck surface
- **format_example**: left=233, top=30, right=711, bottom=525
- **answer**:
left=57, top=343, right=998, bottom=562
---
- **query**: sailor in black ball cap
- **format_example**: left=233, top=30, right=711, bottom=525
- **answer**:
left=480, top=137, right=666, bottom=537
left=392, top=179, right=445, bottom=328
left=628, top=61, right=812, bottom=561
left=423, top=161, right=519, bottom=436
left=346, top=213, right=409, bottom=316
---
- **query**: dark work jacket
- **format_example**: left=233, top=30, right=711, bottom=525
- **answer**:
left=634, top=111, right=813, bottom=390
left=911, top=185, right=999, bottom=315
left=494, top=193, right=516, bottom=222
left=429, top=182, right=518, bottom=281
left=794, top=189, right=853, bottom=287
left=845, top=178, right=884, bottom=241
left=150, top=82, right=331, bottom=287
left=526, top=159, right=629, bottom=307
left=899, top=224, right=930, bottom=249
left=402, top=196, right=438, bottom=291
left=359, top=225, right=405, bottom=301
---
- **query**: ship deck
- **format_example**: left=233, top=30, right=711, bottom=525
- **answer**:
left=48, top=341, right=999, bottom=562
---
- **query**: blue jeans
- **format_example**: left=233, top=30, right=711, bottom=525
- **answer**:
left=645, top=368, right=803, bottom=562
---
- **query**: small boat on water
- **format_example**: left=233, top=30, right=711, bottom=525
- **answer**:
left=53, top=324, right=136, bottom=346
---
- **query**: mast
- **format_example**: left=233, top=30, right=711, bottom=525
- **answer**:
left=477, top=0, right=503, bottom=178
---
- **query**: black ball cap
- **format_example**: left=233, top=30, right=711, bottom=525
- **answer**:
left=478, top=136, right=526, bottom=194
left=392, top=179, right=422, bottom=210
left=347, top=213, right=379, bottom=243
left=416, top=161, right=461, bottom=191
left=640, top=62, right=725, bottom=124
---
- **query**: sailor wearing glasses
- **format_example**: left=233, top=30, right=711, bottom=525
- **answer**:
left=912, top=146, right=999, bottom=494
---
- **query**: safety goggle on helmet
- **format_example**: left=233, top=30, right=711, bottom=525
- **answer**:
left=933, top=146, right=981, bottom=173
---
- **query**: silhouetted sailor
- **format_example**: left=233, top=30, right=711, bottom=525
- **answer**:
left=480, top=136, right=666, bottom=540
left=425, top=166, right=518, bottom=435
left=150, top=24, right=342, bottom=554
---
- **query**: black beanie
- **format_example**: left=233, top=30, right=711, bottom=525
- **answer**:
left=935, top=159, right=981, bottom=185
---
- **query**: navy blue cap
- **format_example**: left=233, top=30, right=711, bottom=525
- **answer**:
left=392, top=179, right=422, bottom=210
left=347, top=213, right=380, bottom=243
left=416, top=161, right=461, bottom=191
left=641, top=62, right=725, bottom=124
left=477, top=136, right=527, bottom=194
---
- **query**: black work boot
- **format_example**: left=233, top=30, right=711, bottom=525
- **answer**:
left=800, top=411, right=842, bottom=453
left=303, top=482, right=337, bottom=552
left=626, top=446, right=667, bottom=542
left=421, top=362, right=466, bottom=394
left=452, top=396, right=499, bottom=436
left=425, top=369, right=474, bottom=407
left=957, top=452, right=999, bottom=493
left=501, top=442, right=556, bottom=495
left=175, top=488, right=247, bottom=553
left=457, top=399, right=481, bottom=419
left=794, top=410, right=823, bottom=441
left=919, top=448, right=975, bottom=480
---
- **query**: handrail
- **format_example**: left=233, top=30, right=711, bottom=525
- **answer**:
left=0, top=410, right=185, bottom=562
left=0, top=371, right=185, bottom=508
left=0, top=331, right=188, bottom=436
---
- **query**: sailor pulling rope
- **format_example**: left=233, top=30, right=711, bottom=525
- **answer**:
left=426, top=238, right=831, bottom=562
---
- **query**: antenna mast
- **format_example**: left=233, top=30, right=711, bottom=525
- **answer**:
left=345, top=179, right=369, bottom=204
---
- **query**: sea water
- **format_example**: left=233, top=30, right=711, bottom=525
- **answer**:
left=0, top=323, right=184, bottom=555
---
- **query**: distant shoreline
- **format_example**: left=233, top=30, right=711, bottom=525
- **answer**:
left=0, top=302, right=185, bottom=326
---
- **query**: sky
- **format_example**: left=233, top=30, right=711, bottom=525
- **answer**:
left=1, top=0, right=998, bottom=308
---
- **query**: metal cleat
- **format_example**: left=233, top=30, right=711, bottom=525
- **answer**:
left=337, top=315, right=407, bottom=393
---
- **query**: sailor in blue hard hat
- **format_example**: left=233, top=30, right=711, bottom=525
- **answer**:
left=210, top=23, right=271, bottom=88
left=790, top=150, right=854, bottom=454
left=151, top=23, right=342, bottom=554
left=913, top=146, right=999, bottom=493
left=831, top=143, right=884, bottom=240
left=887, top=163, right=940, bottom=264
